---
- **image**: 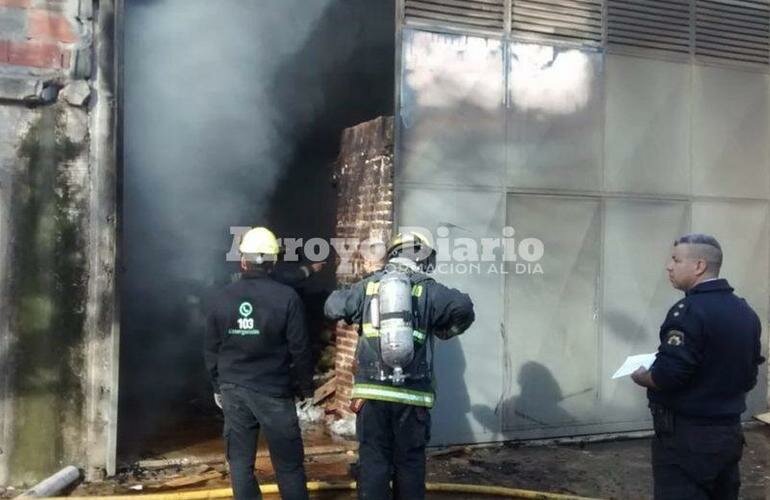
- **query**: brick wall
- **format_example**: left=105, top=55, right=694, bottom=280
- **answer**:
left=330, top=116, right=394, bottom=414
left=0, top=0, right=86, bottom=75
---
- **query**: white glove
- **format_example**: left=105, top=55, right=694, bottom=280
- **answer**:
left=214, top=393, right=223, bottom=409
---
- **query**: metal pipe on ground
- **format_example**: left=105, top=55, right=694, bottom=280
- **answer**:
left=18, top=466, right=81, bottom=498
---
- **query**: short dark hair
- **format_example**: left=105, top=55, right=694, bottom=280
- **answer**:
left=674, top=233, right=723, bottom=275
left=241, top=253, right=276, bottom=272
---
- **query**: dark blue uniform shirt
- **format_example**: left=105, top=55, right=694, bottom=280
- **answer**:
left=649, top=279, right=764, bottom=420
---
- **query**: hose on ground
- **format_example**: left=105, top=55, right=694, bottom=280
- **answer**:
left=57, top=480, right=600, bottom=499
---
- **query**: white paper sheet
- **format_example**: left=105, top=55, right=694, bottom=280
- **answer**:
left=612, top=353, right=657, bottom=379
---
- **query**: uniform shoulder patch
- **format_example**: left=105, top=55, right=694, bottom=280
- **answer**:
left=665, top=329, right=685, bottom=346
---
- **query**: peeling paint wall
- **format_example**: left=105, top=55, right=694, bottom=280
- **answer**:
left=0, top=98, right=28, bottom=487
left=9, top=103, right=89, bottom=485
left=0, top=0, right=118, bottom=486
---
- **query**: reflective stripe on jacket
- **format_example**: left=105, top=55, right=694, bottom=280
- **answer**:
left=324, top=262, right=475, bottom=407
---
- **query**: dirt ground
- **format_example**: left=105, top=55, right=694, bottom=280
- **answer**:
left=5, top=425, right=770, bottom=499
left=426, top=425, right=770, bottom=499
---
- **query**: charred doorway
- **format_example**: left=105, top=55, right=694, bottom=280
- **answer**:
left=119, top=0, right=394, bottom=462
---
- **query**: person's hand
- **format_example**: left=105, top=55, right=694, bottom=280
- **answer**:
left=631, top=367, right=656, bottom=388
left=214, top=393, right=223, bottom=409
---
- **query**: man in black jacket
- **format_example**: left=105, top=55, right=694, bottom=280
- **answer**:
left=632, top=233, right=764, bottom=499
left=205, top=227, right=313, bottom=500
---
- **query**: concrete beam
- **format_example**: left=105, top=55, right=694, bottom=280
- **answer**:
left=83, top=0, right=119, bottom=480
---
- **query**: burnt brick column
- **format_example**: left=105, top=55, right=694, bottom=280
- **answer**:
left=331, top=116, right=394, bottom=414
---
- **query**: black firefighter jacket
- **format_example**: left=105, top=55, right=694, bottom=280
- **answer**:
left=205, top=270, right=314, bottom=398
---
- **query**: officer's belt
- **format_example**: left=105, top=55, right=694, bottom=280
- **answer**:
left=651, top=404, right=740, bottom=427
left=675, top=413, right=740, bottom=426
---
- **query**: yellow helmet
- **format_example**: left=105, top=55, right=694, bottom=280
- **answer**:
left=387, top=230, right=435, bottom=266
left=239, top=227, right=280, bottom=255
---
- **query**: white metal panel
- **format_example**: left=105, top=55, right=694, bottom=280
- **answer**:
left=507, top=43, right=604, bottom=191
left=604, top=54, right=690, bottom=195
left=692, top=65, right=770, bottom=199
left=400, top=29, right=506, bottom=188
left=397, top=187, right=506, bottom=444
left=692, top=201, right=770, bottom=415
left=600, top=200, right=688, bottom=424
left=503, top=195, right=601, bottom=432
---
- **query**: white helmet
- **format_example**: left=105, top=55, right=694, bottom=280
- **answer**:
left=239, top=227, right=279, bottom=259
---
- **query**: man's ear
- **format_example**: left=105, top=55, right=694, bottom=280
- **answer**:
left=694, top=258, right=709, bottom=277
left=240, top=256, right=248, bottom=272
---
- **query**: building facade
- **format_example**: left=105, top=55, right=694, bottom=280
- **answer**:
left=394, top=0, right=770, bottom=444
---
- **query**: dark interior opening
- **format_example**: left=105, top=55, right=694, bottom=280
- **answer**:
left=118, top=0, right=394, bottom=463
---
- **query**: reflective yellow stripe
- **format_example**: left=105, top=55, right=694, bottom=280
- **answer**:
left=368, top=282, right=420, bottom=297
left=352, top=383, right=434, bottom=407
left=365, top=282, right=380, bottom=295
left=362, top=323, right=378, bottom=338
left=413, top=330, right=426, bottom=342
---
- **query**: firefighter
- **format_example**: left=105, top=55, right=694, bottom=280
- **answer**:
left=632, top=233, right=764, bottom=499
left=324, top=230, right=475, bottom=500
left=205, top=226, right=313, bottom=500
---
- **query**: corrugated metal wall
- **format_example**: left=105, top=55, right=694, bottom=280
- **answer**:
left=403, top=0, right=770, bottom=68
left=396, top=0, right=770, bottom=444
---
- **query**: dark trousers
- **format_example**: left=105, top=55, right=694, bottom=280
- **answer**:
left=651, top=411, right=743, bottom=500
left=220, top=383, right=309, bottom=500
left=356, top=399, right=431, bottom=500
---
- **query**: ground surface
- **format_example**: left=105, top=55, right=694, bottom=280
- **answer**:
left=426, top=426, right=769, bottom=499
left=4, top=425, right=770, bottom=499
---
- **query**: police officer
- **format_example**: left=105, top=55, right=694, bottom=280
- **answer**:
left=324, top=230, right=475, bottom=500
left=631, top=233, right=764, bottom=499
left=205, top=227, right=313, bottom=500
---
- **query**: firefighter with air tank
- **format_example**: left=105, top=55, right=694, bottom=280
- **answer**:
left=324, top=230, right=475, bottom=500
